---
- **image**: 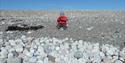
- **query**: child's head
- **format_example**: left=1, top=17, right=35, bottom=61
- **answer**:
left=60, top=11, right=65, bottom=16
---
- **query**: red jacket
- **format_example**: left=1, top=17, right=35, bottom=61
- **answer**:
left=57, top=16, right=68, bottom=26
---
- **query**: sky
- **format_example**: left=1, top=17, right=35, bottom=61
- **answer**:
left=0, top=0, right=125, bottom=10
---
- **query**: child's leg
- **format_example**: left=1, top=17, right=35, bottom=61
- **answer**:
left=56, top=24, right=61, bottom=29
left=62, top=25, right=67, bottom=30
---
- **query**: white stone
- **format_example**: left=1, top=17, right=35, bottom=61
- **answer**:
left=44, top=57, right=49, bottom=63
left=0, top=58, right=7, bottom=63
left=0, top=48, right=8, bottom=58
left=79, top=26, right=82, bottom=29
left=8, top=48, right=15, bottom=53
left=2, top=22, right=5, bottom=24
left=55, top=58, right=60, bottom=63
left=37, top=60, right=43, bottom=63
left=112, top=56, right=119, bottom=62
left=43, top=46, right=52, bottom=54
left=18, top=53, right=25, bottom=59
left=65, top=37, right=69, bottom=41
left=23, top=49, right=31, bottom=57
left=30, top=48, right=35, bottom=53
left=119, top=48, right=125, bottom=59
left=5, top=45, right=12, bottom=51
left=78, top=58, right=87, bottom=63
left=87, top=26, right=93, bottom=31
left=27, top=31, right=32, bottom=34
left=7, top=57, right=21, bottom=63
left=69, top=58, right=78, bottom=63
left=15, top=39, right=23, bottom=44
left=9, top=40, right=16, bottom=46
left=8, top=52, right=14, bottom=58
left=118, top=57, right=124, bottom=62
left=33, top=44, right=38, bottom=49
left=0, top=39, right=3, bottom=46
left=92, top=53, right=101, bottom=63
left=29, top=57, right=37, bottom=63
left=121, top=21, right=124, bottom=24
left=35, top=41, right=40, bottom=46
left=74, top=51, right=83, bottom=59
left=114, top=60, right=123, bottom=63
left=103, top=56, right=112, bottom=63
left=55, top=46, right=60, bottom=51
left=91, top=46, right=99, bottom=53
left=27, top=37, right=33, bottom=41
left=15, top=45, right=23, bottom=53
left=38, top=46, right=44, bottom=53
left=99, top=52, right=105, bottom=59
left=0, top=32, right=3, bottom=34
left=41, top=52, right=47, bottom=58
left=21, top=35, right=26, bottom=41
left=6, top=31, right=13, bottom=33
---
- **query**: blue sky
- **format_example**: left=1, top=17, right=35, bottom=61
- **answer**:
left=0, top=0, right=125, bottom=10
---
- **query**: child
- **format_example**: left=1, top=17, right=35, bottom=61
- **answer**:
left=56, top=11, right=68, bottom=30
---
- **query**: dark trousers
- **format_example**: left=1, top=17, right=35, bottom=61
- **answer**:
left=56, top=24, right=67, bottom=30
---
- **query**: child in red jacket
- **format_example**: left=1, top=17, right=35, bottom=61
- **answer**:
left=56, top=11, right=68, bottom=30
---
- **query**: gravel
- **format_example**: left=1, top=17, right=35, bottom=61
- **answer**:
left=0, top=35, right=125, bottom=63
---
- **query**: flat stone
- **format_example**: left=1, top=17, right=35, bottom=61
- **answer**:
left=29, top=57, right=37, bottom=63
left=44, top=57, right=49, bottom=63
left=0, top=48, right=8, bottom=58
left=0, top=58, right=7, bottom=63
left=55, top=46, right=60, bottom=51
left=15, top=45, right=23, bottom=53
left=87, top=26, right=93, bottom=31
left=47, top=55, right=55, bottom=62
left=9, top=40, right=16, bottom=46
left=8, top=52, right=14, bottom=58
left=114, top=60, right=123, bottom=63
left=7, top=57, right=21, bottom=63
left=43, top=46, right=52, bottom=54
left=37, top=60, right=43, bottom=63
left=74, top=51, right=83, bottom=59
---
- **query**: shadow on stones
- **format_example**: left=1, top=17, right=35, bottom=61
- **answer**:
left=11, top=19, right=23, bottom=22
left=6, top=24, right=44, bottom=31
left=0, top=18, right=6, bottom=21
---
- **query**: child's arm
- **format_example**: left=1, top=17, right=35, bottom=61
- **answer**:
left=57, top=17, right=60, bottom=23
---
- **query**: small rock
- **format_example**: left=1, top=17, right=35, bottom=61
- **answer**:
left=87, top=26, right=93, bottom=31
left=0, top=32, right=3, bottom=34
left=43, top=46, right=52, bottom=54
left=55, top=46, right=60, bottom=51
left=37, top=60, right=43, bottom=63
left=0, top=48, right=8, bottom=58
left=100, top=52, right=105, bottom=59
left=29, top=57, right=37, bottom=63
left=121, top=21, right=124, bottom=24
left=8, top=52, right=14, bottom=58
left=47, top=55, right=55, bottom=62
left=18, top=53, right=25, bottom=59
left=2, top=21, right=5, bottom=24
left=44, top=57, right=49, bottom=63
left=114, top=60, right=123, bottom=63
left=12, top=51, right=19, bottom=57
left=27, top=31, right=32, bottom=34
left=9, top=40, right=16, bottom=46
left=7, top=57, right=21, bottom=63
left=103, top=56, right=112, bottom=63
left=119, top=48, right=125, bottom=59
left=79, top=26, right=82, bottom=29
left=15, top=45, right=23, bottom=53
left=74, top=51, right=83, bottom=59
